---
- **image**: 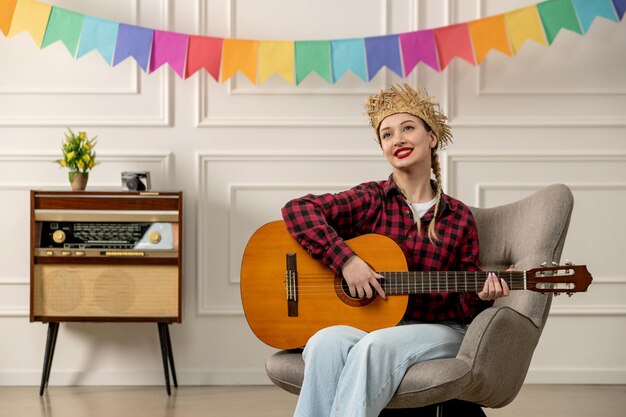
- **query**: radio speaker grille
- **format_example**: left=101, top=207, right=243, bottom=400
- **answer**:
left=34, top=265, right=178, bottom=318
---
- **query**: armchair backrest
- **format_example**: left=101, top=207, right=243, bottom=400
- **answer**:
left=470, top=184, right=574, bottom=328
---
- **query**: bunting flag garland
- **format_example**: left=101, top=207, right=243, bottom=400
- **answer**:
left=76, top=16, right=119, bottom=64
left=468, top=14, right=512, bottom=64
left=0, top=0, right=18, bottom=36
left=0, top=0, right=624, bottom=84
left=112, top=24, right=153, bottom=72
left=41, top=7, right=84, bottom=55
left=186, top=35, right=223, bottom=80
left=149, top=30, right=188, bottom=78
left=294, top=40, right=332, bottom=84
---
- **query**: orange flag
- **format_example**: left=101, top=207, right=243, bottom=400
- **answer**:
left=504, top=5, right=547, bottom=54
left=0, top=0, right=18, bottom=36
left=468, top=14, right=512, bottom=64
left=221, top=39, right=259, bottom=84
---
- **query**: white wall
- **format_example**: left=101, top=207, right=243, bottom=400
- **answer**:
left=0, top=0, right=624, bottom=386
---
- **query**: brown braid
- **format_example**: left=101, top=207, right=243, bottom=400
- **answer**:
left=428, top=149, right=443, bottom=245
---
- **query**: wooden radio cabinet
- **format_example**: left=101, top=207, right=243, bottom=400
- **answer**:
left=30, top=190, right=183, bottom=395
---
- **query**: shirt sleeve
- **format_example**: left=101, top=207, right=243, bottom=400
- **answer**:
left=281, top=184, right=374, bottom=274
left=456, top=209, right=494, bottom=322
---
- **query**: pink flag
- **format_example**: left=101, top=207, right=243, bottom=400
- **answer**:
left=399, top=30, right=440, bottom=73
left=433, top=23, right=475, bottom=70
left=149, top=30, right=189, bottom=78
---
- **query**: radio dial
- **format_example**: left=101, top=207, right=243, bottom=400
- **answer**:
left=52, top=230, right=66, bottom=244
left=150, top=231, right=162, bottom=244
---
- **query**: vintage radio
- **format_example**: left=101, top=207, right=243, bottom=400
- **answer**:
left=30, top=190, right=183, bottom=322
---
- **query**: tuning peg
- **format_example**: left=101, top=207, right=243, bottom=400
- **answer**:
left=552, top=261, right=559, bottom=266
left=541, top=262, right=547, bottom=267
left=564, top=260, right=573, bottom=266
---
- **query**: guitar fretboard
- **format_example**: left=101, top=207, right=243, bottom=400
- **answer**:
left=379, top=271, right=526, bottom=294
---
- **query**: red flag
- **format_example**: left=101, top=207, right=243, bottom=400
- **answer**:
left=186, top=35, right=223, bottom=80
left=433, top=23, right=475, bottom=70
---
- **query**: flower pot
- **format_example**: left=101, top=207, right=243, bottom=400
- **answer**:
left=69, top=172, right=89, bottom=191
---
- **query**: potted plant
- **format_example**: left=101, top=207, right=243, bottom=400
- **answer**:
left=56, top=128, right=97, bottom=191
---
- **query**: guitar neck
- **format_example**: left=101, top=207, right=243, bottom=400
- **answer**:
left=379, top=271, right=526, bottom=294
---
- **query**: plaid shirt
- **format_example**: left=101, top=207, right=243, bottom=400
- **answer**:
left=281, top=175, right=492, bottom=323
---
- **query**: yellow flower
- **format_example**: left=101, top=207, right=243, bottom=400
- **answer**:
left=83, top=154, right=91, bottom=163
left=84, top=142, right=92, bottom=151
left=60, top=160, right=67, bottom=167
left=79, top=132, right=87, bottom=140
left=89, top=161, right=95, bottom=169
left=66, top=152, right=75, bottom=161
left=77, top=160, right=85, bottom=169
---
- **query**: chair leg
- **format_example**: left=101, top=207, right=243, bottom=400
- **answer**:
left=437, top=400, right=486, bottom=417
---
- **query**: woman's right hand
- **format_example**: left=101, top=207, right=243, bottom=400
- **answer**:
left=341, top=256, right=386, bottom=299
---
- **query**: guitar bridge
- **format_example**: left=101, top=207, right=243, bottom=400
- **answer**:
left=286, top=253, right=298, bottom=317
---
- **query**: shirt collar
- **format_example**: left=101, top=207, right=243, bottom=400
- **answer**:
left=384, top=174, right=455, bottom=217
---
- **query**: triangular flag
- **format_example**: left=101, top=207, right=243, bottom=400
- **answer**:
left=537, top=0, right=582, bottom=44
left=76, top=16, right=119, bottom=65
left=258, top=40, right=295, bottom=85
left=504, top=6, right=547, bottom=54
left=365, top=35, right=403, bottom=80
left=7, top=0, right=51, bottom=47
left=295, top=40, right=332, bottom=84
left=613, top=0, right=626, bottom=20
left=571, top=0, right=618, bottom=33
left=186, top=35, right=223, bottom=80
left=399, top=30, right=440, bottom=73
left=468, top=14, right=512, bottom=64
left=0, top=0, right=18, bottom=36
left=149, top=30, right=188, bottom=78
left=112, top=24, right=153, bottom=72
left=41, top=7, right=84, bottom=56
left=221, top=39, right=259, bottom=84
left=433, top=23, right=475, bottom=70
left=330, top=38, right=367, bottom=82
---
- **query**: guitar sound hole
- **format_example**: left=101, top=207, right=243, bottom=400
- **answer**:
left=336, top=278, right=377, bottom=307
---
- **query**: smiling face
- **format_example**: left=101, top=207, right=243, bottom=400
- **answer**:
left=378, top=113, right=437, bottom=174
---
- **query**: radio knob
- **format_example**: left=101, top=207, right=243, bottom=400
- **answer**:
left=52, top=230, right=66, bottom=244
left=150, top=231, right=162, bottom=244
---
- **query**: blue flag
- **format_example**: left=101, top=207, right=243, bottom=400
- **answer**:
left=365, top=35, right=403, bottom=80
left=330, top=38, right=367, bottom=82
left=572, top=0, right=618, bottom=33
left=112, top=24, right=153, bottom=72
left=76, top=16, right=119, bottom=65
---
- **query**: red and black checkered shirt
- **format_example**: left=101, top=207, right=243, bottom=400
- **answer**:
left=281, top=175, right=492, bottom=324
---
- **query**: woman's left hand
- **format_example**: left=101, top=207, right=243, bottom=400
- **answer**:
left=477, top=272, right=511, bottom=301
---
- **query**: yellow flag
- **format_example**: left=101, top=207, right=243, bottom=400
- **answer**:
left=7, top=0, right=52, bottom=47
left=221, top=39, right=259, bottom=84
left=258, top=41, right=295, bottom=85
left=504, top=5, right=547, bottom=55
left=469, top=14, right=512, bottom=64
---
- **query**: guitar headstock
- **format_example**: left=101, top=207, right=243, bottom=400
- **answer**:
left=526, top=263, right=592, bottom=296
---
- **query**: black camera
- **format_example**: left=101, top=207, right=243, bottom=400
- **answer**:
left=121, top=171, right=151, bottom=191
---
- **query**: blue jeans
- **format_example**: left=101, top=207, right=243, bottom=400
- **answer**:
left=293, top=322, right=467, bottom=417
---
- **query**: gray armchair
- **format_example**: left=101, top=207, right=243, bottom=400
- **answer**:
left=265, top=184, right=574, bottom=416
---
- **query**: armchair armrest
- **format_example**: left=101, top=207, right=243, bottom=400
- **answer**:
left=456, top=305, right=543, bottom=408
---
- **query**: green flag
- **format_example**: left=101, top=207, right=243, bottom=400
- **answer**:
left=295, top=40, right=332, bottom=84
left=41, top=7, right=85, bottom=55
left=537, top=0, right=582, bottom=44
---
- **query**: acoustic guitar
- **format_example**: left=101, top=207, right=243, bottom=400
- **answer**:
left=240, top=221, right=592, bottom=349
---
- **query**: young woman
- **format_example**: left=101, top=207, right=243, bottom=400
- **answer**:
left=281, top=83, right=509, bottom=417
